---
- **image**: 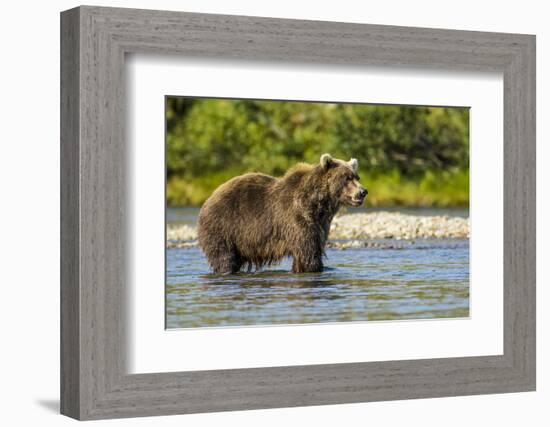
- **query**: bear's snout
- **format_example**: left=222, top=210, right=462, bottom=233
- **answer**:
left=351, top=187, right=368, bottom=205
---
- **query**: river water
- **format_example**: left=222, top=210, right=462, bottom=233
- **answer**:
left=166, top=207, right=469, bottom=329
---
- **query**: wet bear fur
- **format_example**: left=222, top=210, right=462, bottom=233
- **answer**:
left=197, top=154, right=367, bottom=274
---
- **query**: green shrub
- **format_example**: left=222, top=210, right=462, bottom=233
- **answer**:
left=166, top=98, right=469, bottom=207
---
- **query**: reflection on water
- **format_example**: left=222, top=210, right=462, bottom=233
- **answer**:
left=166, top=238, right=469, bottom=329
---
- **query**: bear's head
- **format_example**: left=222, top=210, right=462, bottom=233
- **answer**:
left=320, top=153, right=368, bottom=207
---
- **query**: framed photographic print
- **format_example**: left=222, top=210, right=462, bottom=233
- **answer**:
left=61, top=5, right=536, bottom=420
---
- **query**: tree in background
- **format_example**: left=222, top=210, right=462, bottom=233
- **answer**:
left=333, top=104, right=469, bottom=176
left=166, top=98, right=469, bottom=207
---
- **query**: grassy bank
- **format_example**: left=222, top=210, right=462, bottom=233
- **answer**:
left=166, top=168, right=469, bottom=208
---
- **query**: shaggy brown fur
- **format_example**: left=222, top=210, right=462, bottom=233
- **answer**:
left=197, top=154, right=367, bottom=274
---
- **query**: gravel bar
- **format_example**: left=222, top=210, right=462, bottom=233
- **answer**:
left=166, top=212, right=469, bottom=249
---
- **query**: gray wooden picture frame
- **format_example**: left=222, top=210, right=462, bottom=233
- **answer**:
left=60, top=5, right=536, bottom=420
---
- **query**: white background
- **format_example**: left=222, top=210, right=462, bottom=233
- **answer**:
left=0, top=1, right=547, bottom=426
left=128, top=57, right=503, bottom=373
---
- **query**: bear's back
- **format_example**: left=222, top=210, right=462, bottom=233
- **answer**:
left=201, top=172, right=276, bottom=220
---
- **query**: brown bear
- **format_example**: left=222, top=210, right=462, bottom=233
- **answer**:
left=197, top=154, right=367, bottom=274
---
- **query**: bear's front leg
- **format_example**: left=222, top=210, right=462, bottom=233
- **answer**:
left=291, top=229, right=325, bottom=273
left=292, top=255, right=323, bottom=273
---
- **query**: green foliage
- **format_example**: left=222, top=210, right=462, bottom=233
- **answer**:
left=166, top=99, right=335, bottom=178
left=166, top=98, right=469, bottom=207
left=332, top=105, right=469, bottom=176
left=362, top=169, right=469, bottom=207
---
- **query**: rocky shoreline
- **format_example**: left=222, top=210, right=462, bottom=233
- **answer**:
left=330, top=212, right=469, bottom=240
left=167, top=211, right=469, bottom=249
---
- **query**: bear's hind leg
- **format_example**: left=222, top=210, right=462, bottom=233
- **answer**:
left=292, top=255, right=323, bottom=273
left=206, top=242, right=243, bottom=275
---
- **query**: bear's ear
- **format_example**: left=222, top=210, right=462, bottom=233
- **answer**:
left=320, top=153, right=334, bottom=170
left=348, top=158, right=358, bottom=172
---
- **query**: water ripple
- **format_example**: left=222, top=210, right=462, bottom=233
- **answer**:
left=166, top=239, right=469, bottom=328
